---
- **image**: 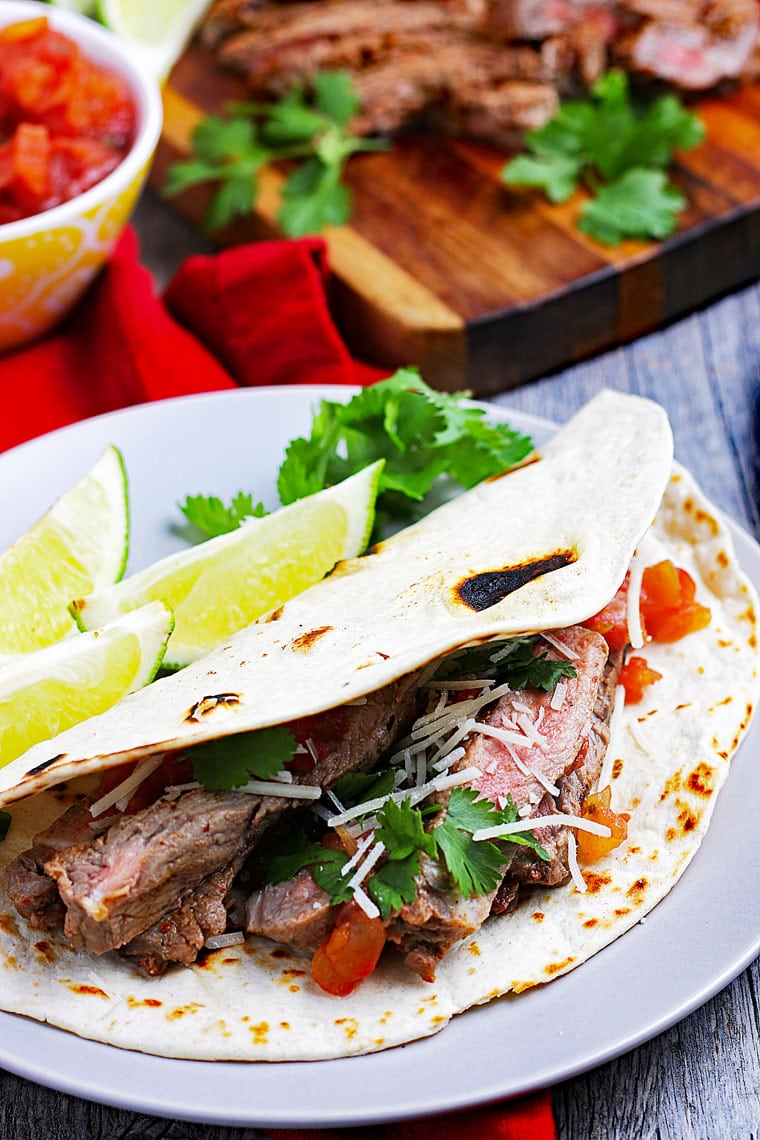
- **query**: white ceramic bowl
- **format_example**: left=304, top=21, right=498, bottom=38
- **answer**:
left=0, top=1, right=163, bottom=352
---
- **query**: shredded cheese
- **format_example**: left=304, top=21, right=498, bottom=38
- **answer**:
left=550, top=679, right=568, bottom=711
left=566, top=831, right=587, bottom=894
left=352, top=883, right=380, bottom=920
left=346, top=840, right=386, bottom=891
left=625, top=550, right=646, bottom=650
left=239, top=780, right=322, bottom=800
left=542, top=631, right=579, bottom=660
left=596, top=684, right=626, bottom=792
left=473, top=812, right=612, bottom=842
left=204, top=931, right=245, bottom=950
left=89, top=755, right=164, bottom=818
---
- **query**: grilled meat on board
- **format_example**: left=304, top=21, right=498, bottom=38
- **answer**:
left=200, top=0, right=760, bottom=147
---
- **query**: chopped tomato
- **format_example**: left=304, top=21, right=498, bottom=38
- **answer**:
left=311, top=900, right=387, bottom=996
left=576, top=786, right=628, bottom=863
left=583, top=573, right=630, bottom=651
left=95, top=753, right=194, bottom=814
left=640, top=561, right=711, bottom=643
left=618, top=654, right=662, bottom=704
left=0, top=17, right=134, bottom=222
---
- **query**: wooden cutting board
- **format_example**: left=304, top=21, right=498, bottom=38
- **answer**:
left=151, top=41, right=760, bottom=394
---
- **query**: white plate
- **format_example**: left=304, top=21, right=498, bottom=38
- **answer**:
left=0, top=387, right=758, bottom=1129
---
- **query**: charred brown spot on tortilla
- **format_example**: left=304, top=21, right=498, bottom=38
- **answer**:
left=166, top=1003, right=204, bottom=1020
left=583, top=871, right=611, bottom=894
left=249, top=1022, right=269, bottom=1044
left=25, top=753, right=67, bottom=777
left=68, top=983, right=109, bottom=998
left=545, top=956, right=575, bottom=976
left=583, top=918, right=599, bottom=928
left=532, top=912, right=545, bottom=923
left=3, top=956, right=18, bottom=970
left=335, top=1018, right=359, bottom=1039
left=280, top=1021, right=291, bottom=1030
left=660, top=769, right=683, bottom=801
left=127, top=996, right=162, bottom=1008
left=454, top=550, right=577, bottom=611
left=33, top=940, right=56, bottom=963
left=264, top=606, right=284, bottom=623
left=612, top=758, right=624, bottom=779
left=627, top=878, right=647, bottom=898
left=467, top=942, right=481, bottom=956
left=687, top=762, right=716, bottom=797
left=186, top=693, right=241, bottom=722
left=289, top=625, right=332, bottom=651
left=0, top=913, right=18, bottom=936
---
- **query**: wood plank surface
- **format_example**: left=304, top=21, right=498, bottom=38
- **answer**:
left=151, top=40, right=760, bottom=393
left=1, top=192, right=758, bottom=1140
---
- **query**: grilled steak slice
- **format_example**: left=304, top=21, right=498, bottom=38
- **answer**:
left=20, top=671, right=421, bottom=964
left=43, top=789, right=279, bottom=955
left=246, top=866, right=334, bottom=952
left=5, top=802, right=101, bottom=931
left=122, top=858, right=242, bottom=975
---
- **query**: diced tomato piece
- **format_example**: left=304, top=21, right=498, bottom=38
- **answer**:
left=618, top=654, right=662, bottom=704
left=576, top=786, right=628, bottom=863
left=12, top=122, right=50, bottom=200
left=49, top=136, right=121, bottom=200
left=583, top=574, right=630, bottom=651
left=640, top=561, right=711, bottom=643
left=311, top=900, right=387, bottom=996
left=0, top=18, right=48, bottom=46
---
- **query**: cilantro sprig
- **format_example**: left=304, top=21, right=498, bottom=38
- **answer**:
left=190, top=725, right=296, bottom=790
left=179, top=368, right=533, bottom=539
left=163, top=71, right=387, bottom=237
left=263, top=787, right=549, bottom=920
left=501, top=69, right=705, bottom=245
left=434, top=636, right=576, bottom=693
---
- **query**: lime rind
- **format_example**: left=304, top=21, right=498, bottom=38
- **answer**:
left=94, top=0, right=212, bottom=79
left=72, top=460, right=383, bottom=668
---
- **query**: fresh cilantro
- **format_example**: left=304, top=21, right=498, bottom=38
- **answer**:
left=163, top=71, right=387, bottom=237
left=367, top=856, right=421, bottom=918
left=179, top=492, right=268, bottom=539
left=332, top=768, right=396, bottom=807
left=374, top=796, right=437, bottom=862
left=191, top=725, right=296, bottom=790
left=435, top=636, right=576, bottom=692
left=277, top=368, right=533, bottom=530
left=0, top=810, right=10, bottom=842
left=501, top=69, right=704, bottom=245
left=265, top=830, right=353, bottom=904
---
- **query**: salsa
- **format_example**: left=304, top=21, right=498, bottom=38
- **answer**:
left=0, top=17, right=136, bottom=224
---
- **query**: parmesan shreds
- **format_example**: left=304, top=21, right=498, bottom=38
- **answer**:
left=626, top=550, right=646, bottom=650
left=428, top=678, right=495, bottom=691
left=346, top=840, right=386, bottom=890
left=550, top=679, right=568, bottom=710
left=489, top=641, right=520, bottom=663
left=542, top=631, right=580, bottom=659
left=239, top=780, right=322, bottom=800
left=340, top=831, right=375, bottom=877
left=351, top=884, right=380, bottom=920
left=566, top=831, right=587, bottom=893
left=473, top=812, right=612, bottom=841
left=89, top=755, right=164, bottom=818
left=204, top=931, right=245, bottom=950
left=327, top=765, right=482, bottom=827
left=596, top=684, right=626, bottom=792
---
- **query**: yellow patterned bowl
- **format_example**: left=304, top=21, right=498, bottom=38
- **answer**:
left=0, top=1, right=163, bottom=353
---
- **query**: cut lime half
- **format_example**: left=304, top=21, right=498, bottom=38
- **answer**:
left=72, top=460, right=384, bottom=669
left=96, top=0, right=212, bottom=79
left=0, top=601, right=173, bottom=770
left=0, top=446, right=129, bottom=659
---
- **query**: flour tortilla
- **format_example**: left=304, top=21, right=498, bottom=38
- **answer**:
left=0, top=394, right=757, bottom=1061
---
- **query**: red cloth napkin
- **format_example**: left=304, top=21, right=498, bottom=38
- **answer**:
left=0, top=227, right=557, bottom=1140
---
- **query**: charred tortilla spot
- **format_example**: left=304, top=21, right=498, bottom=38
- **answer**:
left=249, top=1022, right=269, bottom=1044
left=583, top=871, right=611, bottom=894
left=335, top=1018, right=360, bottom=1040
left=264, top=607, right=284, bottom=623
left=627, top=878, right=647, bottom=898
left=68, top=984, right=109, bottom=998
left=583, top=918, right=599, bottom=928
left=612, top=758, right=624, bottom=779
left=717, top=550, right=730, bottom=568
left=0, top=913, right=18, bottom=936
left=455, top=551, right=576, bottom=612
left=166, top=1003, right=204, bottom=1019
left=26, top=754, right=66, bottom=777
left=660, top=769, right=683, bottom=801
left=127, top=996, right=162, bottom=1008
left=687, top=762, right=716, bottom=797
left=467, top=942, right=481, bottom=955
left=545, top=956, right=575, bottom=976
left=33, top=940, right=56, bottom=963
left=532, top=912, right=545, bottom=923
left=290, top=626, right=332, bottom=651
left=186, top=693, right=241, bottom=722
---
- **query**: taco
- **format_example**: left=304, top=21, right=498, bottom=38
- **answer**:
left=0, top=389, right=756, bottom=1061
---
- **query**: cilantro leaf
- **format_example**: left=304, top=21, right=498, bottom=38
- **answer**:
left=0, top=810, right=10, bottom=842
left=278, top=156, right=352, bottom=236
left=374, top=796, right=438, bottom=862
left=179, top=492, right=268, bottom=539
left=368, top=854, right=421, bottom=919
left=264, top=830, right=354, bottom=904
left=432, top=787, right=509, bottom=897
left=435, top=636, right=576, bottom=692
left=191, top=726, right=296, bottom=790
left=333, top=769, right=396, bottom=807
left=578, top=168, right=687, bottom=245
left=501, top=68, right=704, bottom=245
left=277, top=368, right=533, bottom=531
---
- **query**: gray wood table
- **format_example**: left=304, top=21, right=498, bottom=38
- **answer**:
left=1, top=193, right=758, bottom=1140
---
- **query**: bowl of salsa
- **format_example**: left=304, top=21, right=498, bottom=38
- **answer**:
left=0, top=1, right=163, bottom=353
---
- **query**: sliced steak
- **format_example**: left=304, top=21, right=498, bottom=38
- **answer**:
left=245, top=866, right=334, bottom=952
left=4, top=802, right=103, bottom=931
left=122, top=858, right=242, bottom=975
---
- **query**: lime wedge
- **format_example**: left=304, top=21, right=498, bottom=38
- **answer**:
left=95, top=0, right=212, bottom=79
left=0, top=601, right=173, bottom=769
left=0, top=447, right=129, bottom=659
left=72, top=460, right=384, bottom=669
left=49, top=1, right=97, bottom=12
